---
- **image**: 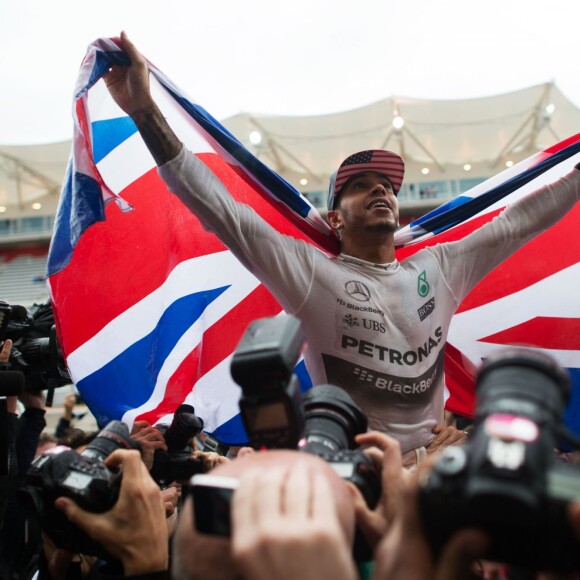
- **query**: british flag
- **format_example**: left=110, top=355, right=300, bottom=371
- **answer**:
left=47, top=37, right=580, bottom=444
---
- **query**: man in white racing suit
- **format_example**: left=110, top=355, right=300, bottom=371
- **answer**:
left=104, top=33, right=580, bottom=463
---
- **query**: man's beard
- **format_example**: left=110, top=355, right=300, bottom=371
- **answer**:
left=340, top=207, right=399, bottom=234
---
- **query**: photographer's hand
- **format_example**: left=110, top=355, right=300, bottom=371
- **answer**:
left=349, top=431, right=409, bottom=551
left=0, top=339, right=18, bottom=413
left=373, top=457, right=489, bottom=580
left=130, top=420, right=167, bottom=471
left=161, top=484, right=179, bottom=516
left=567, top=501, right=580, bottom=547
left=41, top=531, right=98, bottom=580
left=232, top=461, right=358, bottom=580
left=62, top=393, right=76, bottom=421
left=190, top=449, right=230, bottom=471
left=54, top=449, right=169, bottom=575
left=18, top=389, right=46, bottom=411
left=0, top=338, right=12, bottom=363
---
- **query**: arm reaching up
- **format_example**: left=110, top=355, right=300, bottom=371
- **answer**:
left=105, top=31, right=182, bottom=166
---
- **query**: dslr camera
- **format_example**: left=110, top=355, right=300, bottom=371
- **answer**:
left=150, top=403, right=205, bottom=486
left=231, top=315, right=380, bottom=509
left=419, top=348, right=580, bottom=572
left=0, top=300, right=70, bottom=391
left=20, top=420, right=139, bottom=557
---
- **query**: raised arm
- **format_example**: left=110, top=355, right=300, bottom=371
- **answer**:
left=433, top=163, right=580, bottom=303
left=104, top=31, right=182, bottom=166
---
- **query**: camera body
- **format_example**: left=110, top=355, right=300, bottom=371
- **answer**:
left=231, top=315, right=380, bottom=509
left=232, top=315, right=306, bottom=449
left=419, top=349, right=580, bottom=572
left=151, top=404, right=205, bottom=485
left=20, top=420, right=139, bottom=557
left=0, top=301, right=70, bottom=391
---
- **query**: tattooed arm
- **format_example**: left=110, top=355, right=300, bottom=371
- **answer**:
left=104, top=31, right=182, bottom=166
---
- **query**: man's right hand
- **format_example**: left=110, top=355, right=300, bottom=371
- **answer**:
left=104, top=31, right=156, bottom=117
left=103, top=32, right=182, bottom=167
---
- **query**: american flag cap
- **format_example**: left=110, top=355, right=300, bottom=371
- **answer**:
left=327, top=149, right=405, bottom=212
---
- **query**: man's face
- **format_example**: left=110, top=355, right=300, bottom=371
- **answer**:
left=331, top=171, right=399, bottom=234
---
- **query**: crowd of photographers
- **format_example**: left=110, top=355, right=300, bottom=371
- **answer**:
left=3, top=313, right=580, bottom=579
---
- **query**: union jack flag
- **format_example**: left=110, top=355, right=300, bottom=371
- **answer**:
left=47, top=37, right=580, bottom=444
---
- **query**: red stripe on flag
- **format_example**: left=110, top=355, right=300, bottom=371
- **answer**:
left=457, top=204, right=580, bottom=313
left=478, top=316, right=580, bottom=350
left=443, top=343, right=477, bottom=418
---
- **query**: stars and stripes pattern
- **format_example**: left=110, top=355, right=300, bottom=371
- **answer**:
left=333, top=149, right=406, bottom=195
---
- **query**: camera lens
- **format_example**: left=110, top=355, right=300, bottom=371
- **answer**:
left=81, top=420, right=138, bottom=461
left=300, top=385, right=367, bottom=455
left=163, top=404, right=204, bottom=451
left=476, top=349, right=570, bottom=420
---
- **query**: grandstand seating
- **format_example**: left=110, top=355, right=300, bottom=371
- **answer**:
left=0, top=248, right=49, bottom=307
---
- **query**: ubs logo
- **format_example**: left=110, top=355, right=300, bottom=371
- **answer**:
left=345, top=280, right=371, bottom=302
left=342, top=314, right=360, bottom=328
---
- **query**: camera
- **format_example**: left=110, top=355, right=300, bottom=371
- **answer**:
left=0, top=300, right=70, bottom=391
left=150, top=403, right=205, bottom=486
left=231, top=315, right=380, bottom=509
left=419, top=348, right=580, bottom=572
left=20, top=420, right=139, bottom=557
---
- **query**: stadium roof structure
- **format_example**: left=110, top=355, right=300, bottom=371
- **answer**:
left=1, top=81, right=579, bottom=214
left=0, top=139, right=70, bottom=216
left=224, top=81, right=580, bottom=194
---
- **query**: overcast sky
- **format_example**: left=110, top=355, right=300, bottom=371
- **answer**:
left=1, top=0, right=579, bottom=145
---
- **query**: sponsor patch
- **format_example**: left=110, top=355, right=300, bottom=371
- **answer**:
left=344, top=280, right=371, bottom=302
left=418, top=297, right=435, bottom=321
left=418, top=271, right=430, bottom=297
left=321, top=349, right=445, bottom=404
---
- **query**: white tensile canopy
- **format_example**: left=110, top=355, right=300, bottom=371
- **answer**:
left=224, top=81, right=580, bottom=195
left=1, top=81, right=579, bottom=215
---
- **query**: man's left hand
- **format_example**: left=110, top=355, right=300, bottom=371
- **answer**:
left=426, top=424, right=468, bottom=455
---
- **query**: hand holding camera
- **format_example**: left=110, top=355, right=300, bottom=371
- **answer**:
left=347, top=430, right=409, bottom=551
left=419, top=348, right=580, bottom=572
left=54, top=449, right=168, bottom=575
left=373, top=456, right=490, bottom=580
left=150, top=403, right=205, bottom=486
left=231, top=461, right=358, bottom=580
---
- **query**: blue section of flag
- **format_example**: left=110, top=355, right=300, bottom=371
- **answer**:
left=213, top=414, right=247, bottom=445
left=295, top=359, right=313, bottom=393
left=563, top=367, right=580, bottom=441
left=77, top=286, right=230, bottom=427
left=47, top=166, right=105, bottom=276
left=92, top=117, right=138, bottom=163
left=408, top=195, right=472, bottom=229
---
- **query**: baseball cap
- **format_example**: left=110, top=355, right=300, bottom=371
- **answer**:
left=327, top=150, right=405, bottom=212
